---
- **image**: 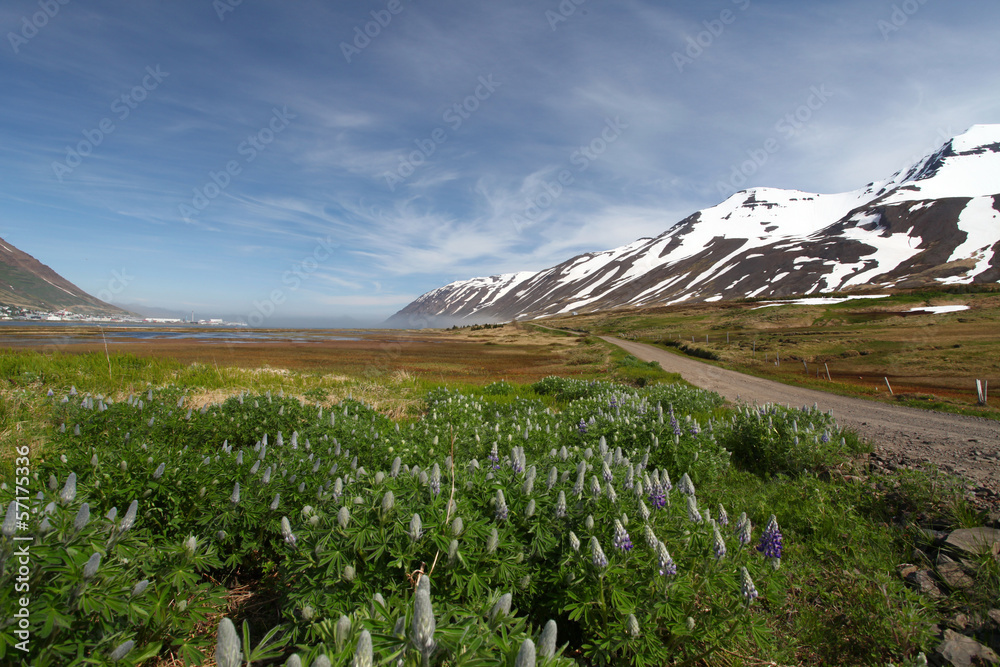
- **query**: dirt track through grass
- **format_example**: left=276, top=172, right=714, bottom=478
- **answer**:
left=603, top=336, right=1000, bottom=495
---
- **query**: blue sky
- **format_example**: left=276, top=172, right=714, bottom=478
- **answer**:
left=1, top=0, right=998, bottom=326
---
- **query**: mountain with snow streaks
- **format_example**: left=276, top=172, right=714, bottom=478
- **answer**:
left=0, top=237, right=128, bottom=315
left=390, top=125, right=1000, bottom=325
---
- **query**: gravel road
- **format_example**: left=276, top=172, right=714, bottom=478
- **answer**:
left=603, top=336, right=1000, bottom=496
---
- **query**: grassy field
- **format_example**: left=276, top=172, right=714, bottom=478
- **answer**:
left=0, top=323, right=996, bottom=666
left=540, top=288, right=1000, bottom=420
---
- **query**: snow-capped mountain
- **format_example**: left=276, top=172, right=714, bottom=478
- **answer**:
left=389, top=125, right=1000, bottom=326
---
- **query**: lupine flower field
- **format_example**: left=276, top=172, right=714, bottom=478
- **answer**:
left=2, top=374, right=924, bottom=666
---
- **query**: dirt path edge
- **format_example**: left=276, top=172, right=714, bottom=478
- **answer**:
left=602, top=336, right=1000, bottom=497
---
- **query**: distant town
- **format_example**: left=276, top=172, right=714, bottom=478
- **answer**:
left=0, top=303, right=247, bottom=326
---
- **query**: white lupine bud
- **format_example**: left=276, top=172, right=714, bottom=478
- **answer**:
left=270, top=494, right=280, bottom=510
left=153, top=462, right=165, bottom=480
left=285, top=656, right=303, bottom=667
left=382, top=491, right=395, bottom=513
left=451, top=516, right=464, bottom=536
left=2, top=501, right=17, bottom=537
left=109, top=640, right=134, bottom=662
left=686, top=495, right=702, bottom=523
left=60, top=472, right=77, bottom=504
left=91, top=453, right=99, bottom=467
left=678, top=472, right=695, bottom=496
left=525, top=499, right=536, bottom=518
left=486, top=526, right=499, bottom=553
left=411, top=586, right=436, bottom=657
left=184, top=535, right=198, bottom=557
left=131, top=579, right=150, bottom=597
left=409, top=513, right=422, bottom=541
left=353, top=630, right=373, bottom=667
left=490, top=592, right=512, bottom=627
left=569, top=531, right=580, bottom=552
left=338, top=506, right=350, bottom=529
left=585, top=515, right=594, bottom=531
left=343, top=564, right=355, bottom=581
left=215, top=618, right=242, bottom=667
left=626, top=613, right=640, bottom=637
left=120, top=500, right=138, bottom=533
left=448, top=538, right=459, bottom=563
left=217, top=530, right=227, bottom=541
left=547, top=466, right=558, bottom=490
left=230, top=482, right=240, bottom=504
left=280, top=517, right=297, bottom=547
left=106, top=507, right=118, bottom=522
left=83, top=552, right=101, bottom=579
left=515, top=638, right=536, bottom=667
left=538, top=619, right=558, bottom=658
left=48, top=474, right=58, bottom=490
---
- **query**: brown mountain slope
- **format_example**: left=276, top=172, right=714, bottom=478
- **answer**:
left=0, top=237, right=128, bottom=315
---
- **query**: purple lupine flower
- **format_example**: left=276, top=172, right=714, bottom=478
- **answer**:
left=656, top=540, right=677, bottom=576
left=757, top=514, right=782, bottom=561
left=602, top=462, right=613, bottom=484
left=509, top=448, right=524, bottom=474
left=820, top=430, right=831, bottom=444
left=712, top=521, right=726, bottom=560
left=488, top=443, right=501, bottom=470
left=671, top=414, right=681, bottom=436
left=612, top=519, right=633, bottom=552
left=740, top=567, right=759, bottom=604
left=689, top=421, right=701, bottom=436
left=647, top=482, right=666, bottom=510
left=577, top=418, right=588, bottom=435
left=717, top=504, right=729, bottom=526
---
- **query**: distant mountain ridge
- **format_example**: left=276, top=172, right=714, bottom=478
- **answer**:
left=0, top=237, right=128, bottom=315
left=389, top=125, right=1000, bottom=326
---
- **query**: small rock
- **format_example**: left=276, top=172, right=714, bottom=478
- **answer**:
left=898, top=563, right=919, bottom=579
left=932, top=628, right=999, bottom=667
left=938, top=562, right=974, bottom=590
left=947, top=613, right=969, bottom=631
left=945, top=528, right=1000, bottom=556
left=989, top=609, right=1000, bottom=627
left=937, top=552, right=956, bottom=567
left=906, top=569, right=945, bottom=598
